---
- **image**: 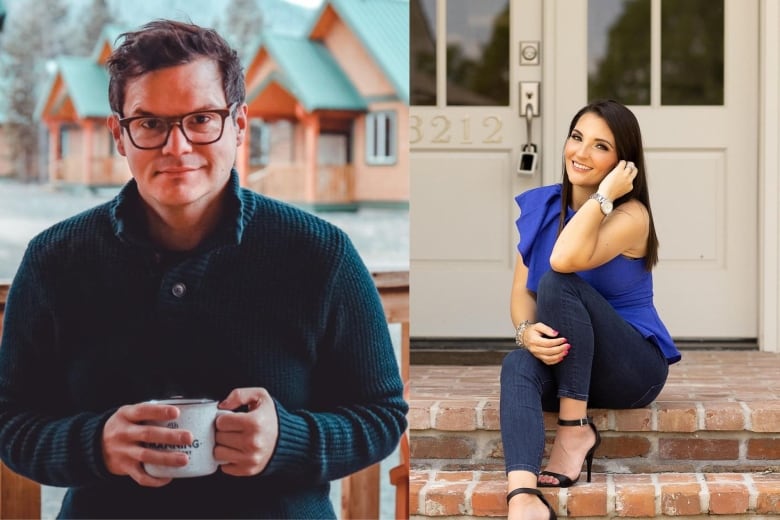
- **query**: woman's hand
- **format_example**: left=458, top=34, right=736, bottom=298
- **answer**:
left=598, top=160, right=638, bottom=201
left=522, top=322, right=570, bottom=365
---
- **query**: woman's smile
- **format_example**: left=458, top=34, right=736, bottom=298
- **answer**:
left=570, top=161, right=592, bottom=173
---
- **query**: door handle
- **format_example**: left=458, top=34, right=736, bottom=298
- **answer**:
left=519, top=82, right=540, bottom=117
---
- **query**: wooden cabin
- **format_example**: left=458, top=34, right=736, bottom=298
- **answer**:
left=35, top=25, right=130, bottom=188
left=241, top=0, right=409, bottom=208
left=37, top=1, right=409, bottom=208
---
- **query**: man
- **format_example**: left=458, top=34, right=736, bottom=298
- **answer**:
left=0, top=20, right=407, bottom=518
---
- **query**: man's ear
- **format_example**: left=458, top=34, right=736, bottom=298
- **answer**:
left=107, top=115, right=126, bottom=157
left=234, top=103, right=248, bottom=147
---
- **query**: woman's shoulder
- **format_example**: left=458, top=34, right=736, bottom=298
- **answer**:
left=515, top=183, right=562, bottom=207
left=517, top=183, right=561, bottom=199
left=615, top=198, right=650, bottom=220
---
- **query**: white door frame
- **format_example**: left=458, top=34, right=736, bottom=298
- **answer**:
left=759, top=0, right=780, bottom=352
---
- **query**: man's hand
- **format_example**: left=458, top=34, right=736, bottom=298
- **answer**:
left=216, top=387, right=279, bottom=477
left=101, top=403, right=193, bottom=487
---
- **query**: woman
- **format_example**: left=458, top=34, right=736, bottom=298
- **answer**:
left=500, top=100, right=681, bottom=520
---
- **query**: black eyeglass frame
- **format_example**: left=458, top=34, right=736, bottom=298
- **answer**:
left=116, top=102, right=238, bottom=150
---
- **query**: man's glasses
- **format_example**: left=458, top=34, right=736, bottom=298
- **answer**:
left=117, top=103, right=237, bottom=150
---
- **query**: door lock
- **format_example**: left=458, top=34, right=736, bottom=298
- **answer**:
left=519, top=82, right=540, bottom=117
left=520, top=41, right=540, bottom=66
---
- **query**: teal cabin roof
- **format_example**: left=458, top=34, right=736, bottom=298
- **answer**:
left=318, top=0, right=409, bottom=103
left=89, top=24, right=130, bottom=62
left=259, top=33, right=366, bottom=112
left=35, top=56, right=110, bottom=120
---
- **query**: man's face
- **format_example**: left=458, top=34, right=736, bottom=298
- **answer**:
left=108, top=58, right=247, bottom=213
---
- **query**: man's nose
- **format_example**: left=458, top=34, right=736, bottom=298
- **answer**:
left=162, top=123, right=192, bottom=155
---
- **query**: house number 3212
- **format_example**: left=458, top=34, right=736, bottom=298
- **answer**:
left=410, top=115, right=503, bottom=145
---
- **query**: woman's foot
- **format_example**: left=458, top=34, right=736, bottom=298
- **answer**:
left=507, top=490, right=554, bottom=520
left=538, top=420, right=598, bottom=486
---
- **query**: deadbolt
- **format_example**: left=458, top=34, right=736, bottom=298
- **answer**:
left=520, top=41, right=540, bottom=66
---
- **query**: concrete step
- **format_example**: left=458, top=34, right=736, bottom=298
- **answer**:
left=410, top=351, right=780, bottom=473
left=410, top=469, right=780, bottom=518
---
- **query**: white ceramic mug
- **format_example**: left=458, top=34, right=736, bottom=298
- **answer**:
left=142, top=397, right=229, bottom=478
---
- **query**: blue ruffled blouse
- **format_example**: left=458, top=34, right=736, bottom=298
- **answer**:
left=515, top=184, right=681, bottom=364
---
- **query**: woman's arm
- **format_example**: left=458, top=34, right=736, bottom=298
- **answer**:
left=510, top=252, right=569, bottom=365
left=550, top=161, right=648, bottom=272
left=510, top=251, right=537, bottom=328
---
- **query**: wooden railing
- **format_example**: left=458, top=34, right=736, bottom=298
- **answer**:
left=54, top=156, right=131, bottom=187
left=0, top=272, right=409, bottom=519
left=341, top=271, right=410, bottom=519
left=0, top=283, right=41, bottom=519
left=247, top=164, right=356, bottom=204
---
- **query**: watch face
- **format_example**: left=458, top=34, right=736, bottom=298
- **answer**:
left=602, top=200, right=614, bottom=215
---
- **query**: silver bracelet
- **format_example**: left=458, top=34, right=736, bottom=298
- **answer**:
left=515, top=320, right=531, bottom=349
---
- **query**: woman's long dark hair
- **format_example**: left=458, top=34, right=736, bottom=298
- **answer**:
left=557, top=100, right=659, bottom=270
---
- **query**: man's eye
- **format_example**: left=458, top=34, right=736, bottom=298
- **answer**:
left=190, top=113, right=214, bottom=125
left=139, top=118, right=165, bottom=130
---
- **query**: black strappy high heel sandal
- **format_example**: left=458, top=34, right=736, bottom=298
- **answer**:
left=538, top=416, right=601, bottom=488
left=506, top=487, right=557, bottom=520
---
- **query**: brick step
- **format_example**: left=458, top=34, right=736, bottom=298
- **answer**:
left=410, top=470, right=780, bottom=518
left=411, top=414, right=780, bottom=474
left=410, top=351, right=780, bottom=474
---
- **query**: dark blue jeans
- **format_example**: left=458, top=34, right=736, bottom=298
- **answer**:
left=500, top=271, right=668, bottom=474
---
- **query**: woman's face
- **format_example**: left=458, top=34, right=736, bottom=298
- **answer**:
left=563, top=112, right=619, bottom=189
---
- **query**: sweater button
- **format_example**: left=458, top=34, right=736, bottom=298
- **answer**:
left=171, top=282, right=187, bottom=298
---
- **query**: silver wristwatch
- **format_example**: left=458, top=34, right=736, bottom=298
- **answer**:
left=589, top=192, right=613, bottom=216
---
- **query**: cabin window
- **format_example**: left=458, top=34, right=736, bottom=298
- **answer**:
left=365, top=111, right=396, bottom=165
left=59, top=127, right=70, bottom=158
left=249, top=119, right=270, bottom=167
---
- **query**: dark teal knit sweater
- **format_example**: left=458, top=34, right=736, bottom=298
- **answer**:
left=0, top=171, right=407, bottom=519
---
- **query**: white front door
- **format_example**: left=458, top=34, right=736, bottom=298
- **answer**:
left=411, top=0, right=759, bottom=341
left=410, top=0, right=543, bottom=337
left=547, top=0, right=758, bottom=340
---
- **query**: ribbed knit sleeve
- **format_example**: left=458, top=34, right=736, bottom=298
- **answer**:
left=262, top=235, right=408, bottom=482
left=0, top=236, right=114, bottom=486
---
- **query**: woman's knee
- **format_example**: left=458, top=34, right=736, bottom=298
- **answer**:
left=538, top=270, right=579, bottom=294
left=537, top=271, right=589, bottom=315
left=501, top=349, right=543, bottom=386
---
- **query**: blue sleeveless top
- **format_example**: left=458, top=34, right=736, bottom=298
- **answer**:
left=516, top=184, right=681, bottom=364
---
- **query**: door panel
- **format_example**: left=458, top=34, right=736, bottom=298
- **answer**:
left=412, top=153, right=512, bottom=263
